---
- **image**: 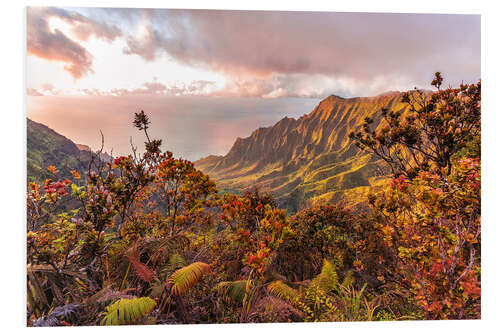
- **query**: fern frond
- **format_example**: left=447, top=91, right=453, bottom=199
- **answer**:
left=100, top=297, right=156, bottom=325
left=149, top=278, right=165, bottom=299
left=267, top=280, right=298, bottom=301
left=311, top=259, right=338, bottom=293
left=255, top=296, right=305, bottom=321
left=341, top=270, right=354, bottom=288
left=214, top=280, right=247, bottom=303
left=87, top=287, right=133, bottom=305
left=167, top=262, right=210, bottom=296
left=133, top=236, right=190, bottom=265
left=27, top=269, right=48, bottom=307
left=167, top=253, right=186, bottom=271
left=147, top=235, right=189, bottom=254
left=158, top=253, right=186, bottom=278
left=125, top=255, right=155, bottom=282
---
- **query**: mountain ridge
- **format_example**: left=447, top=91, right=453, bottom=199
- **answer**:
left=195, top=91, right=413, bottom=212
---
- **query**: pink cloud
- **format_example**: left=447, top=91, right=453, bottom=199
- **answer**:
left=27, top=88, right=44, bottom=96
left=27, top=7, right=122, bottom=79
left=79, top=79, right=217, bottom=97
left=72, top=76, right=339, bottom=99
left=27, top=8, right=480, bottom=97
left=121, top=10, right=480, bottom=92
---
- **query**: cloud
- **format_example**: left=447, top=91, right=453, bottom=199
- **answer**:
left=26, top=7, right=122, bottom=79
left=204, top=74, right=400, bottom=99
left=27, top=8, right=481, bottom=97
left=27, top=88, right=44, bottom=96
left=123, top=24, right=158, bottom=61
left=72, top=76, right=350, bottom=99
left=117, top=9, right=480, bottom=94
left=78, top=79, right=217, bottom=97
left=66, top=74, right=399, bottom=99
left=40, top=82, right=55, bottom=92
left=28, top=82, right=67, bottom=96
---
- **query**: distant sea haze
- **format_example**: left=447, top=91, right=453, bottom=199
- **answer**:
left=27, top=95, right=320, bottom=161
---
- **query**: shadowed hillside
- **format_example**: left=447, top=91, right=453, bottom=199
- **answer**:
left=27, top=119, right=111, bottom=183
left=195, top=92, right=412, bottom=212
left=27, top=118, right=88, bottom=183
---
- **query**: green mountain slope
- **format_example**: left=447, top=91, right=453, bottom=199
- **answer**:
left=195, top=92, right=411, bottom=213
left=27, top=118, right=89, bottom=183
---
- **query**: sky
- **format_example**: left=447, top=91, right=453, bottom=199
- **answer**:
left=26, top=7, right=481, bottom=160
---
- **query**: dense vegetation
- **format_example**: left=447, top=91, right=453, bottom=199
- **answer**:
left=27, top=74, right=480, bottom=325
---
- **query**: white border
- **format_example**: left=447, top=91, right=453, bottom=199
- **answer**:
left=2, top=1, right=498, bottom=332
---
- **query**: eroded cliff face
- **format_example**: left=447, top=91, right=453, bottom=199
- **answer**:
left=195, top=92, right=408, bottom=212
